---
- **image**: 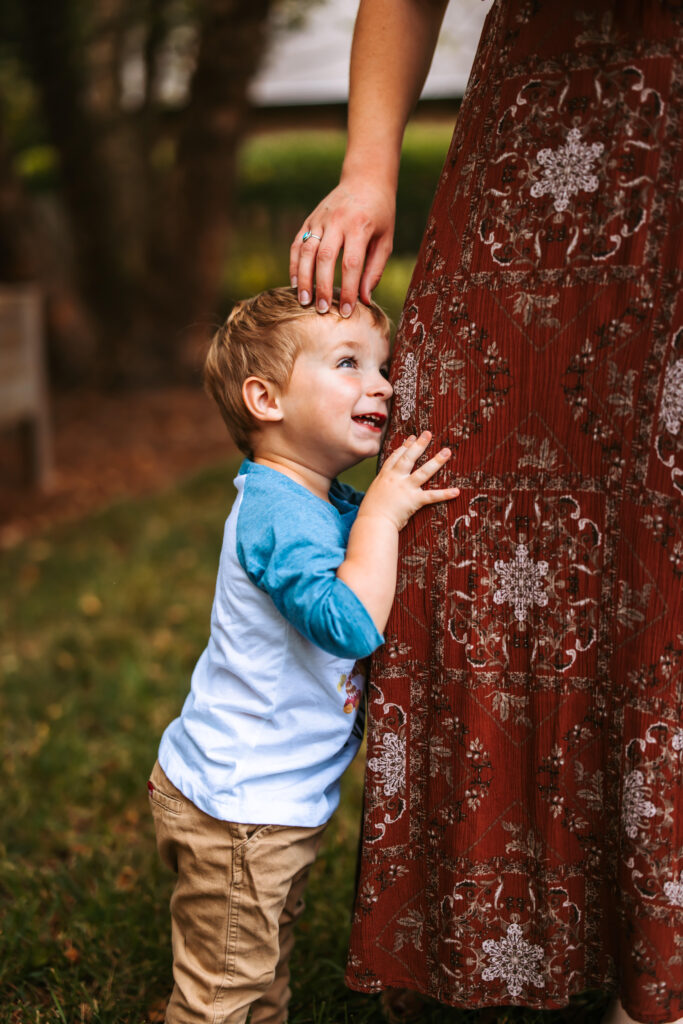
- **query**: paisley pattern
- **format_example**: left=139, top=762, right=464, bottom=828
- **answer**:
left=346, top=2, right=683, bottom=1021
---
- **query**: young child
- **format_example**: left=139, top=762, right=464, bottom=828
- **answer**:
left=148, top=286, right=459, bottom=1024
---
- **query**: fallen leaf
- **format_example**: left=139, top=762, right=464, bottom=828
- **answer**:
left=78, top=593, right=102, bottom=617
left=55, top=650, right=75, bottom=670
left=64, top=942, right=81, bottom=964
left=146, top=997, right=168, bottom=1022
left=152, top=628, right=173, bottom=652
left=166, top=603, right=188, bottom=624
left=115, top=865, right=138, bottom=891
left=19, top=563, right=40, bottom=588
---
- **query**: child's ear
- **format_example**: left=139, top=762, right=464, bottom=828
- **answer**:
left=242, top=376, right=284, bottom=423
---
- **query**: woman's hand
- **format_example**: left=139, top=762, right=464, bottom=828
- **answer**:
left=289, top=175, right=396, bottom=317
left=288, top=0, right=448, bottom=318
left=359, top=431, right=460, bottom=531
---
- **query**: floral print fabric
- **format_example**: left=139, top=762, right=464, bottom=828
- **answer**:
left=345, top=2, right=683, bottom=1021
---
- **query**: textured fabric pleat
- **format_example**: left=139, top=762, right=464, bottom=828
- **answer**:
left=346, top=2, right=683, bottom=1020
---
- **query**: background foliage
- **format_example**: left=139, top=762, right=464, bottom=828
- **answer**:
left=0, top=0, right=453, bottom=386
left=0, top=0, right=275, bottom=383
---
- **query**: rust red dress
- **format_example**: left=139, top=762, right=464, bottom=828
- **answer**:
left=346, top=2, right=683, bottom=1021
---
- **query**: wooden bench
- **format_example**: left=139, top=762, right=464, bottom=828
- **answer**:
left=0, top=285, right=53, bottom=488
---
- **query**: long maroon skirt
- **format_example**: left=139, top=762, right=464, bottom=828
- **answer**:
left=346, top=2, right=683, bottom=1021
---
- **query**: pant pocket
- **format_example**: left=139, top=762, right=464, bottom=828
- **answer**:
left=147, top=761, right=184, bottom=814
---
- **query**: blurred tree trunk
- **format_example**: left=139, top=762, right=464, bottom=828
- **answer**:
left=19, top=0, right=130, bottom=381
left=11, top=0, right=274, bottom=385
left=178, top=0, right=272, bottom=343
left=0, top=126, right=39, bottom=283
left=152, top=0, right=273, bottom=377
left=0, top=120, right=97, bottom=380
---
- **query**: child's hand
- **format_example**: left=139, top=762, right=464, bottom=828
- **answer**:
left=338, top=432, right=459, bottom=631
left=358, top=431, right=460, bottom=531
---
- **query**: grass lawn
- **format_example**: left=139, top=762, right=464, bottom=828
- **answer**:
left=0, top=460, right=608, bottom=1023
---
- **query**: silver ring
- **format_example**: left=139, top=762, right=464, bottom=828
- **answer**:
left=302, top=230, right=322, bottom=242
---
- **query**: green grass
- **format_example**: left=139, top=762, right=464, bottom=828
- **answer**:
left=0, top=460, right=609, bottom=1023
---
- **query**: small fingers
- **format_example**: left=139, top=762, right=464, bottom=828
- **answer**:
left=411, top=447, right=453, bottom=485
left=380, top=435, right=416, bottom=471
left=418, top=486, right=461, bottom=505
left=395, top=431, right=432, bottom=470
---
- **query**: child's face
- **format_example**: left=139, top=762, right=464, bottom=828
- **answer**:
left=276, top=307, right=392, bottom=478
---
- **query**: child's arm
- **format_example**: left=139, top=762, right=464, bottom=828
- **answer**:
left=336, top=432, right=459, bottom=632
left=236, top=468, right=385, bottom=659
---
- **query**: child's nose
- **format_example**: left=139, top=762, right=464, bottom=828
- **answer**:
left=370, top=372, right=393, bottom=398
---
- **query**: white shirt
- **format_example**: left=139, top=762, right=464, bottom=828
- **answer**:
left=158, top=461, right=383, bottom=827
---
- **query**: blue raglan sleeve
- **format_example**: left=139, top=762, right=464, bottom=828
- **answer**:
left=235, top=475, right=383, bottom=660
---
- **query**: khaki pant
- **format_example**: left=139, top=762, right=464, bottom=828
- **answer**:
left=148, top=761, right=326, bottom=1024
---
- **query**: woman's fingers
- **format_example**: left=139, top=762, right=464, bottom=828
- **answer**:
left=314, top=229, right=345, bottom=312
left=339, top=230, right=374, bottom=316
left=290, top=180, right=396, bottom=311
left=359, top=232, right=393, bottom=306
left=290, top=221, right=315, bottom=296
left=295, top=227, right=325, bottom=306
left=316, top=221, right=375, bottom=314
left=289, top=224, right=306, bottom=288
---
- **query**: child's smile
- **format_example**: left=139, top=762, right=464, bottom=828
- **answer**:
left=352, top=412, right=387, bottom=432
left=272, top=306, right=392, bottom=487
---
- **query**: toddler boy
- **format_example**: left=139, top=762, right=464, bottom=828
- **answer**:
left=148, top=286, right=459, bottom=1023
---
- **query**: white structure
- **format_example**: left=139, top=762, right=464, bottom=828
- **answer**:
left=249, top=0, right=491, bottom=106
left=0, top=286, right=52, bottom=488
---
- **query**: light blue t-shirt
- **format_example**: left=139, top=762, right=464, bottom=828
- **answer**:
left=158, top=460, right=384, bottom=827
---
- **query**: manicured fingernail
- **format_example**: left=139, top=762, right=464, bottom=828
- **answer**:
left=300, top=291, right=310, bottom=305
left=291, top=276, right=298, bottom=288
left=341, top=302, right=352, bottom=318
left=318, top=299, right=329, bottom=313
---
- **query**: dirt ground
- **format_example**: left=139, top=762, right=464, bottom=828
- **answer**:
left=0, top=388, right=237, bottom=548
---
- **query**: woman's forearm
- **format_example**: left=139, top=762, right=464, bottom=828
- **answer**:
left=342, top=0, right=450, bottom=189
left=290, top=0, right=449, bottom=310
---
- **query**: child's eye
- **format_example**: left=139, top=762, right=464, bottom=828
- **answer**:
left=338, top=357, right=357, bottom=369
left=380, top=366, right=390, bottom=380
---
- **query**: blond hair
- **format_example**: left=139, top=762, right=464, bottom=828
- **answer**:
left=204, top=286, right=391, bottom=456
